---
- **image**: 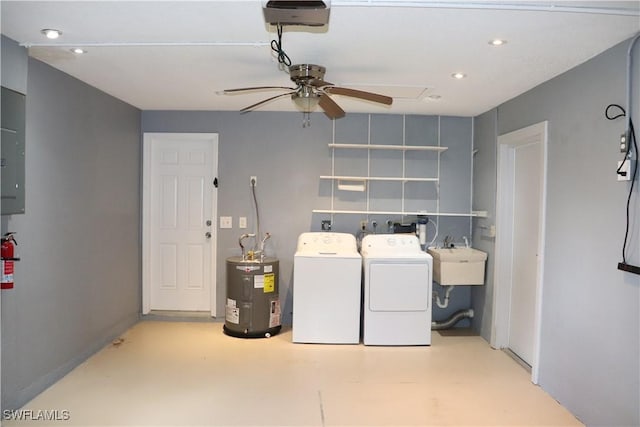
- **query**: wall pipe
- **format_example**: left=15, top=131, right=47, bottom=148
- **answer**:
left=432, top=308, right=474, bottom=330
left=251, top=179, right=260, bottom=252
left=626, top=33, right=640, bottom=138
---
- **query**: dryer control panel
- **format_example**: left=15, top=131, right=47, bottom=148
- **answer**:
left=361, top=234, right=424, bottom=256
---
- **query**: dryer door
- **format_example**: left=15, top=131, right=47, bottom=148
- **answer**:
left=368, top=262, right=430, bottom=311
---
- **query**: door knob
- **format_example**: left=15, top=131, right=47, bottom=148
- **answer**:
left=205, top=232, right=212, bottom=239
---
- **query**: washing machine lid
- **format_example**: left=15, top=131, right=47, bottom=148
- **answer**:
left=295, top=232, right=360, bottom=257
left=361, top=234, right=429, bottom=258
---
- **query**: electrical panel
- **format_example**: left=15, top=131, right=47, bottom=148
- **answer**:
left=1, top=86, right=26, bottom=215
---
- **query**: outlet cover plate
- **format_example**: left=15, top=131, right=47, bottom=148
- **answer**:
left=220, top=216, right=233, bottom=229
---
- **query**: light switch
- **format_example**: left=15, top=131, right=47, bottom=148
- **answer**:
left=220, top=216, right=233, bottom=229
left=239, top=217, right=247, bottom=229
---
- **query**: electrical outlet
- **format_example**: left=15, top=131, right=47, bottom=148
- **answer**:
left=220, top=216, right=233, bottom=229
left=620, top=133, right=628, bottom=153
left=321, top=220, right=332, bottom=231
left=239, top=217, right=247, bottom=229
left=250, top=176, right=257, bottom=186
left=360, top=220, right=368, bottom=230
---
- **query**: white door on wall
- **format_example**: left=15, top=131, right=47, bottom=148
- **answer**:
left=508, top=139, right=543, bottom=364
left=143, top=133, right=218, bottom=315
left=493, top=121, right=547, bottom=383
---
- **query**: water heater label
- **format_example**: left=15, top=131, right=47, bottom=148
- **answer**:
left=225, top=298, right=239, bottom=324
left=263, top=273, right=275, bottom=293
left=264, top=265, right=273, bottom=273
left=269, top=300, right=281, bottom=328
left=254, top=275, right=264, bottom=289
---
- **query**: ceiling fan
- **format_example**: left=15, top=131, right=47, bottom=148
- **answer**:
left=223, top=64, right=393, bottom=119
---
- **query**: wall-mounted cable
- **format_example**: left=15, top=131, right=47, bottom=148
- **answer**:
left=606, top=103, right=640, bottom=275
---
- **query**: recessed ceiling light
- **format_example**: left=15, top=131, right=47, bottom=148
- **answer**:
left=71, top=48, right=86, bottom=54
left=489, top=39, right=507, bottom=46
left=451, top=72, right=467, bottom=80
left=41, top=29, right=62, bottom=39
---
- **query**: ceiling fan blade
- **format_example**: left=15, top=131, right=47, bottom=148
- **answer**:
left=318, top=94, right=345, bottom=119
left=324, top=87, right=393, bottom=105
left=308, top=79, right=333, bottom=88
left=240, top=91, right=297, bottom=112
left=224, top=86, right=296, bottom=94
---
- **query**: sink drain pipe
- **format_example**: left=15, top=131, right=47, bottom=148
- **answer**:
left=433, top=285, right=455, bottom=308
left=432, top=308, right=474, bottom=330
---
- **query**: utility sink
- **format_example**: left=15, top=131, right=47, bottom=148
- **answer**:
left=427, top=247, right=487, bottom=285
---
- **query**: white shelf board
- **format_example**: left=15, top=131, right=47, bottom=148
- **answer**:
left=329, top=143, right=448, bottom=152
left=312, top=209, right=480, bottom=217
left=320, top=175, right=438, bottom=182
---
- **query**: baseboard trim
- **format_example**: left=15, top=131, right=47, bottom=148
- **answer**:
left=7, top=313, right=139, bottom=411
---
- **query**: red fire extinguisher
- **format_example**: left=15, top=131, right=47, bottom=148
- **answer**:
left=1, top=232, right=19, bottom=290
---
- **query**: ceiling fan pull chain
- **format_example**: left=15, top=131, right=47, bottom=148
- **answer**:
left=303, top=111, right=312, bottom=128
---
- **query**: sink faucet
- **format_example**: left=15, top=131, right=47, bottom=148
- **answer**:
left=443, top=235, right=453, bottom=248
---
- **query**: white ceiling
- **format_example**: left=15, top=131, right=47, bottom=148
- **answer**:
left=2, top=1, right=639, bottom=117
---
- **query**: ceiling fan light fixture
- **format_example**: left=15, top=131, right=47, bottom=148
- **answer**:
left=41, top=28, right=62, bottom=39
left=292, top=91, right=321, bottom=112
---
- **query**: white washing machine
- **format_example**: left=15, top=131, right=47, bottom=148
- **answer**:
left=293, top=232, right=362, bottom=344
left=361, top=234, right=432, bottom=346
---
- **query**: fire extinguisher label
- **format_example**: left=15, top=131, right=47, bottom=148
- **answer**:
left=2, top=260, right=13, bottom=282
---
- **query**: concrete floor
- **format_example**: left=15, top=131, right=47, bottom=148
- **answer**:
left=3, top=321, right=583, bottom=426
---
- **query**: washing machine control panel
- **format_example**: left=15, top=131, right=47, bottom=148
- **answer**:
left=296, top=232, right=357, bottom=253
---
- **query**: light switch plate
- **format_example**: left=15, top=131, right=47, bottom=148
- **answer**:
left=220, top=216, right=233, bottom=229
left=239, top=217, right=247, bottom=229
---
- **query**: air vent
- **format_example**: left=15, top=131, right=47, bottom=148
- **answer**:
left=263, top=0, right=331, bottom=26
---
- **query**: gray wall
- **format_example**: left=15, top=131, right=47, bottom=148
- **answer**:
left=470, top=109, right=497, bottom=338
left=141, top=112, right=474, bottom=324
left=472, top=38, right=640, bottom=426
left=1, top=56, right=141, bottom=410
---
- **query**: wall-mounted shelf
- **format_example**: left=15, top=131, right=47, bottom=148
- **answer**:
left=329, top=143, right=448, bottom=152
left=312, top=209, right=480, bottom=217
left=320, top=175, right=439, bottom=183
left=316, top=116, right=476, bottom=221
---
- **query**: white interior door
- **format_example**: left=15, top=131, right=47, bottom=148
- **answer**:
left=508, top=140, right=542, bottom=364
left=493, top=121, right=547, bottom=383
left=143, top=133, right=218, bottom=315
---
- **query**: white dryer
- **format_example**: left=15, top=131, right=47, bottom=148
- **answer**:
left=361, top=234, right=432, bottom=346
left=293, top=232, right=362, bottom=344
